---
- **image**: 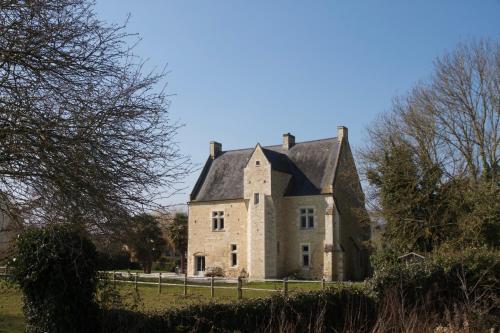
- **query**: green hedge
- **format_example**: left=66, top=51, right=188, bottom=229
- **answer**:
left=369, top=248, right=500, bottom=317
left=12, top=225, right=99, bottom=333
left=100, top=288, right=376, bottom=333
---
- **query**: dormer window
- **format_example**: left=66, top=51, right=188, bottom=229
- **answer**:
left=212, top=211, right=224, bottom=231
left=255, top=160, right=260, bottom=166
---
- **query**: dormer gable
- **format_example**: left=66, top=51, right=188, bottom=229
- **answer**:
left=243, top=144, right=272, bottom=199
left=244, top=144, right=271, bottom=169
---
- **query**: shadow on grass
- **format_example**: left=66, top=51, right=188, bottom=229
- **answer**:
left=0, top=314, right=25, bottom=333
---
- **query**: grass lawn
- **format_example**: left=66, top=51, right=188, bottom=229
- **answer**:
left=0, top=278, right=361, bottom=332
left=0, top=281, right=24, bottom=333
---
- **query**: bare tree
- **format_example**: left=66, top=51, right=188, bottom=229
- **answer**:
left=0, top=0, right=191, bottom=232
left=362, top=40, right=499, bottom=186
left=360, top=39, right=499, bottom=250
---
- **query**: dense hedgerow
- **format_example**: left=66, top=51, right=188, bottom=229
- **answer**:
left=100, top=287, right=376, bottom=333
left=12, top=225, right=99, bottom=333
left=369, top=247, right=500, bottom=327
left=11, top=223, right=499, bottom=332
left=371, top=248, right=499, bottom=297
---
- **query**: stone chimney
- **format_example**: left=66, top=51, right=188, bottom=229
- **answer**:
left=337, top=126, right=348, bottom=142
left=282, top=133, right=295, bottom=150
left=210, top=141, right=222, bottom=159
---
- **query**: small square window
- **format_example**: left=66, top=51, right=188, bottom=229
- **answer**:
left=231, top=244, right=237, bottom=251
left=256, top=160, right=260, bottom=166
left=302, top=245, right=309, bottom=252
left=254, top=193, right=260, bottom=204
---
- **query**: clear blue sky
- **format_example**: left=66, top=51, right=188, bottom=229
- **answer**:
left=94, top=1, right=499, bottom=208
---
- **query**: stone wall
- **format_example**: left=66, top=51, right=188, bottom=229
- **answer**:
left=332, top=141, right=371, bottom=280
left=280, top=195, right=329, bottom=279
left=243, top=145, right=272, bottom=278
left=187, top=200, right=248, bottom=277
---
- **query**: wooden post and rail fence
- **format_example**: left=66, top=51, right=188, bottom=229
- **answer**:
left=94, top=272, right=337, bottom=300
left=0, top=266, right=339, bottom=301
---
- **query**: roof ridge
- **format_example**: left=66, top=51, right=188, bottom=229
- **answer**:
left=221, top=137, right=338, bottom=153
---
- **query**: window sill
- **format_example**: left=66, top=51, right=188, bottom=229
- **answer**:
left=299, top=227, right=315, bottom=230
left=212, top=229, right=225, bottom=232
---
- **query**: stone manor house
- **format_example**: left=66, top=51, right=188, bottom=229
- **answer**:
left=187, top=126, right=370, bottom=281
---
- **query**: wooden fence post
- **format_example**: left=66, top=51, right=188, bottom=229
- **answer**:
left=158, top=272, right=162, bottom=294
left=283, top=278, right=288, bottom=297
left=211, top=276, right=215, bottom=298
left=237, top=277, right=242, bottom=300
left=321, top=278, right=325, bottom=290
left=134, top=273, right=138, bottom=291
left=183, top=272, right=187, bottom=296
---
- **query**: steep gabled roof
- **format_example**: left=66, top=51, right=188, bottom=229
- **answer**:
left=190, top=137, right=340, bottom=202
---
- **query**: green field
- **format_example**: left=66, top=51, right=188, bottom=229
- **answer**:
left=0, top=282, right=24, bottom=333
left=0, top=278, right=360, bottom=332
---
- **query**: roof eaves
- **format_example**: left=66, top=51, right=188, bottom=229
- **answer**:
left=331, top=138, right=344, bottom=188
left=189, top=157, right=213, bottom=201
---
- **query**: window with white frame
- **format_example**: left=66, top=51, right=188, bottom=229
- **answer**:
left=301, top=244, right=310, bottom=268
left=254, top=193, right=260, bottom=205
left=212, top=211, right=224, bottom=231
left=299, top=208, right=315, bottom=229
left=231, top=244, right=237, bottom=266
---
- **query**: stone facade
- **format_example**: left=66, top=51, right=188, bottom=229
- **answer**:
left=187, top=127, right=370, bottom=281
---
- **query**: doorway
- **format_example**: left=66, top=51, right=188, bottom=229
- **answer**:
left=195, top=256, right=205, bottom=276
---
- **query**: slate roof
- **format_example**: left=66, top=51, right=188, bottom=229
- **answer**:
left=190, top=137, right=341, bottom=202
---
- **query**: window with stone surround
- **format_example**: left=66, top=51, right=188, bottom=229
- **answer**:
left=301, top=243, right=310, bottom=268
left=212, top=211, right=224, bottom=231
left=231, top=244, right=237, bottom=266
left=254, top=193, right=260, bottom=205
left=299, top=208, right=315, bottom=229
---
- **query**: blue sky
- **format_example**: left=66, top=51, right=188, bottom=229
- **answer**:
left=94, top=1, right=499, bottom=208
